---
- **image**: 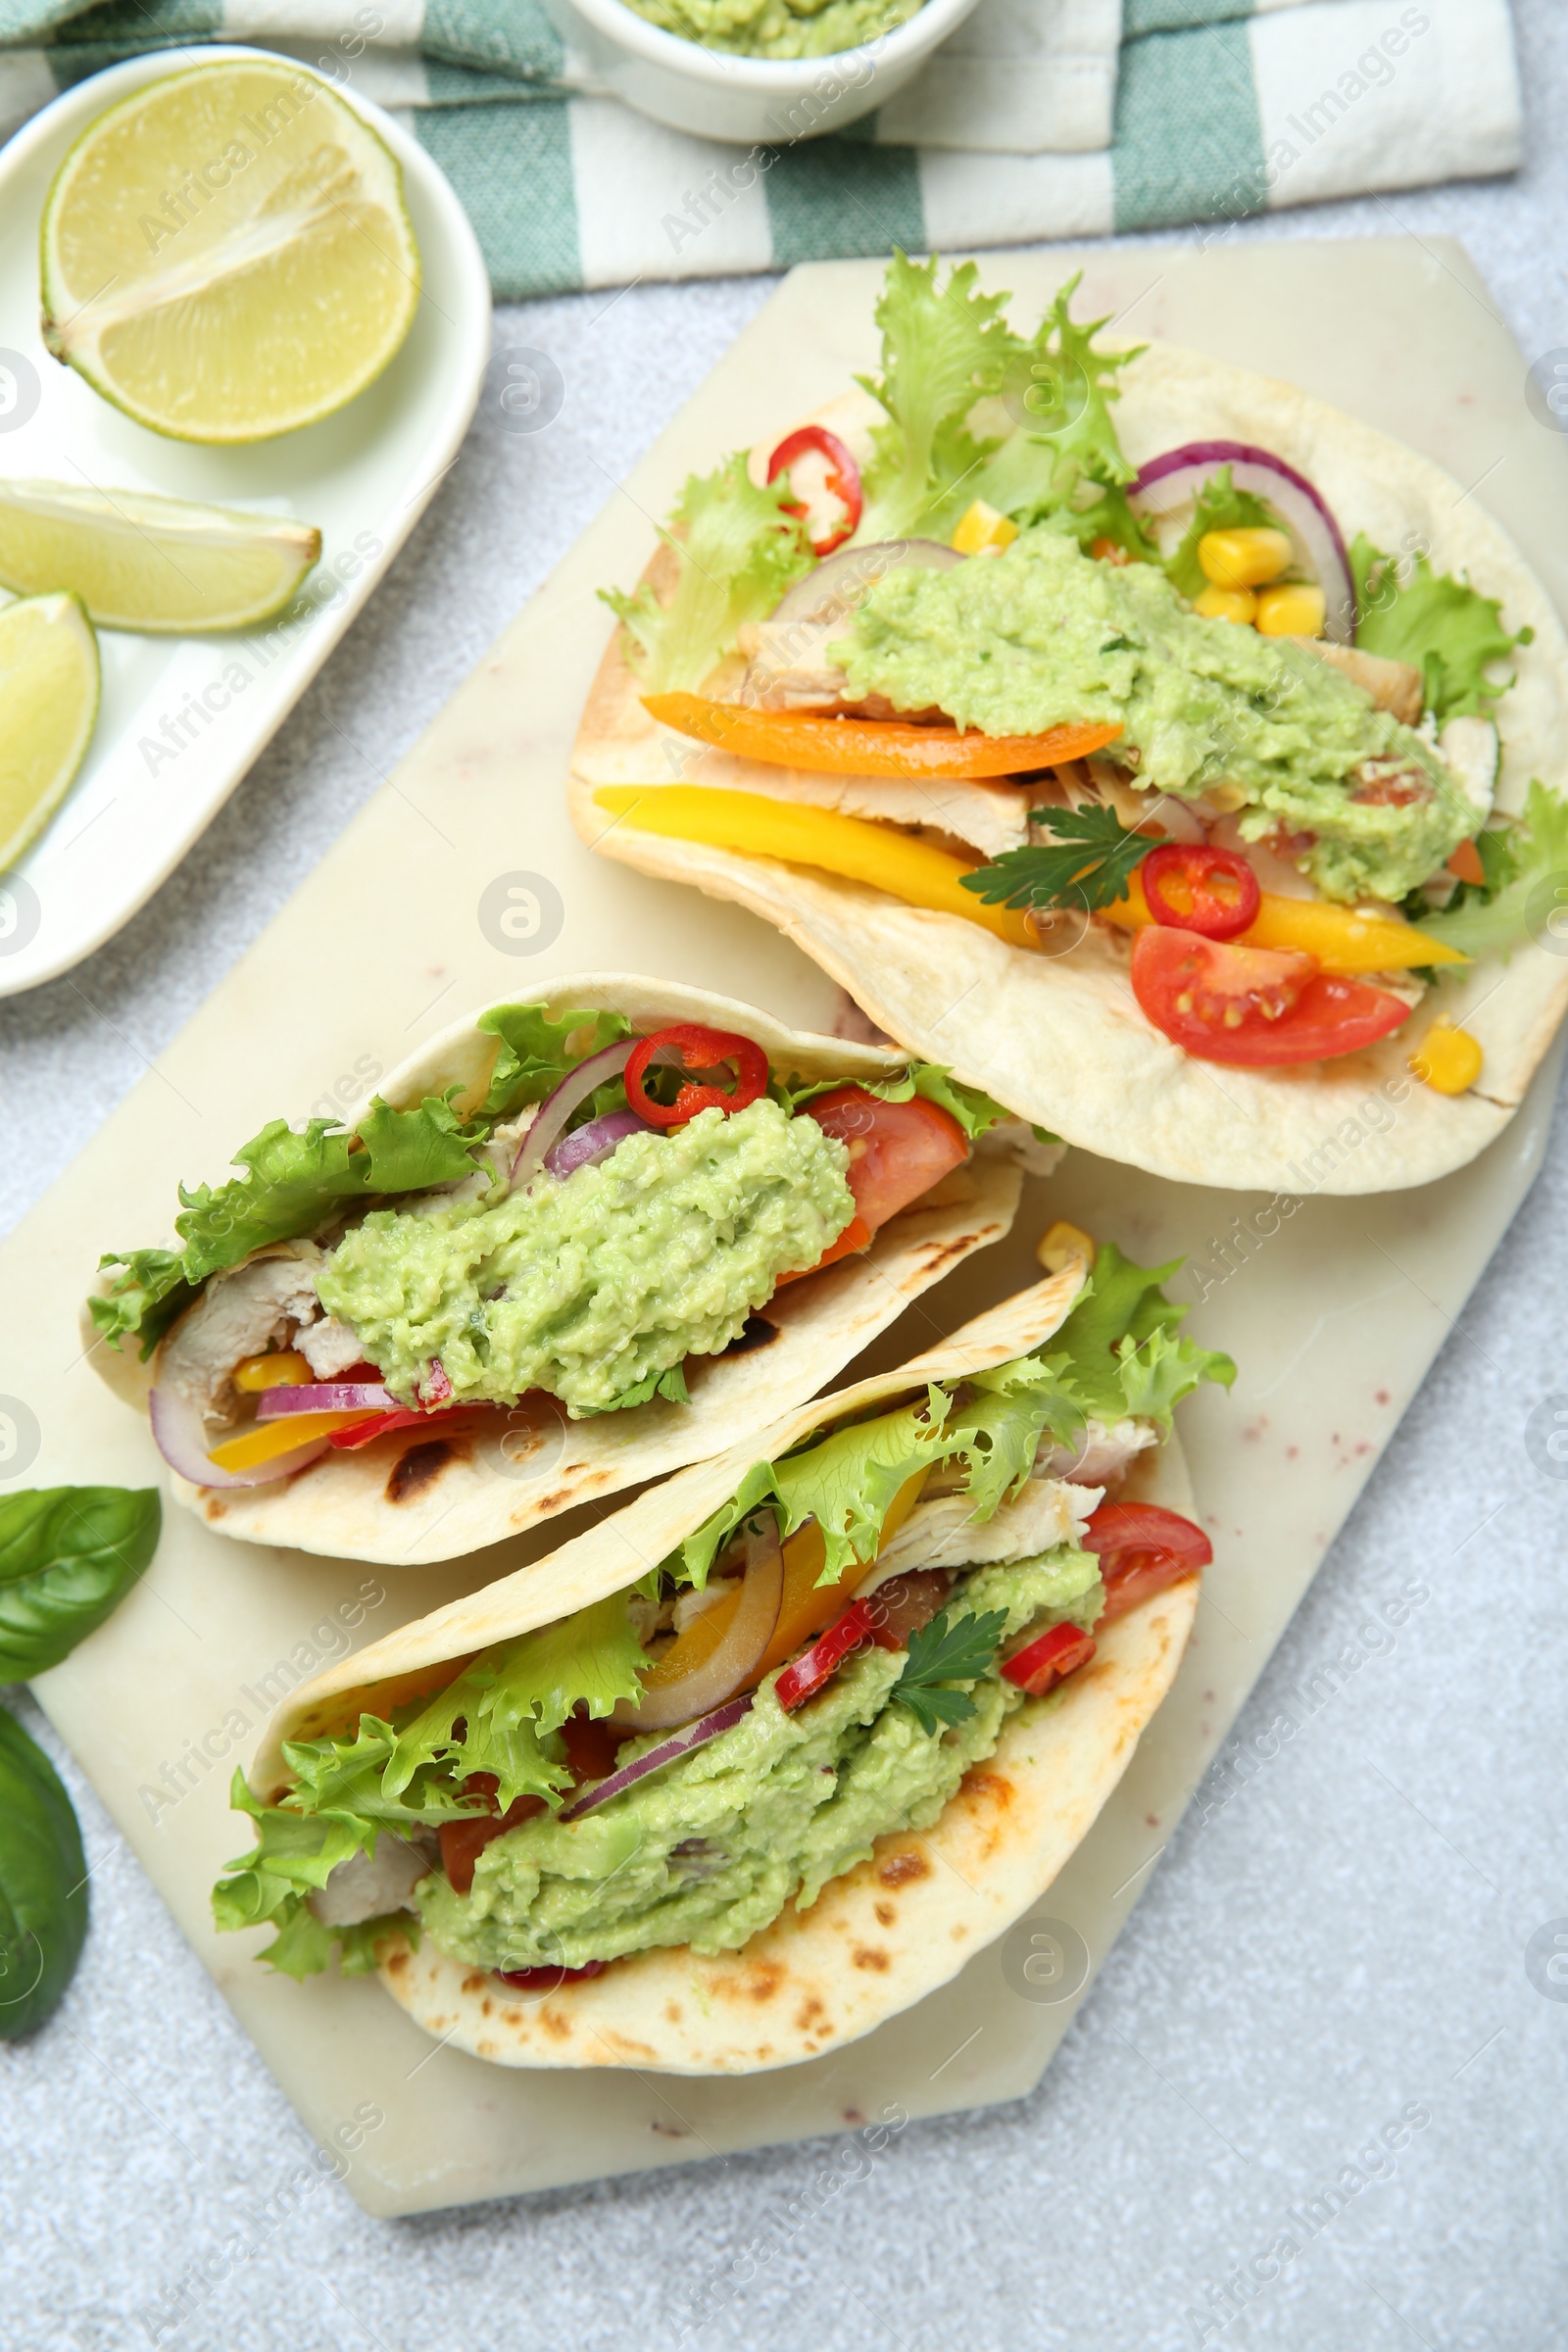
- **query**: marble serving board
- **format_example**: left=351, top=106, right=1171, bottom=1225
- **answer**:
left=5, top=237, right=1565, bottom=2219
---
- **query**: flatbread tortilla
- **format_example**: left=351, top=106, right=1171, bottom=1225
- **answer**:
left=89, top=974, right=1020, bottom=1567
left=250, top=1263, right=1201, bottom=2074
left=568, top=353, right=1568, bottom=1195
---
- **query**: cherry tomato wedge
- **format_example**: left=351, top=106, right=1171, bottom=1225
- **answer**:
left=1001, top=1620, right=1097, bottom=1696
left=1084, top=1501, right=1211, bottom=1623
left=440, top=1788, right=547, bottom=1894
left=766, top=424, right=863, bottom=558
left=803, top=1087, right=969, bottom=1228
left=1139, top=842, right=1261, bottom=941
left=1130, top=925, right=1411, bottom=1066
left=775, top=1600, right=892, bottom=1711
left=624, top=1023, right=770, bottom=1127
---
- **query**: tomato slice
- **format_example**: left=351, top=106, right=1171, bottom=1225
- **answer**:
left=1001, top=1620, right=1097, bottom=1696
left=803, top=1087, right=968, bottom=1230
left=1084, top=1502, right=1212, bottom=1623
left=440, top=1788, right=547, bottom=1895
left=1139, top=843, right=1261, bottom=941
left=625, top=1023, right=770, bottom=1127
left=1130, top=925, right=1410, bottom=1066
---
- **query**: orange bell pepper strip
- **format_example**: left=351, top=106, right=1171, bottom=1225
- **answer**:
left=1102, top=870, right=1467, bottom=974
left=752, top=1466, right=933, bottom=1683
left=593, top=785, right=1035, bottom=949
left=642, top=692, right=1122, bottom=780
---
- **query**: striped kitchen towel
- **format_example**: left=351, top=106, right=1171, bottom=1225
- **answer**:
left=0, top=0, right=1522, bottom=297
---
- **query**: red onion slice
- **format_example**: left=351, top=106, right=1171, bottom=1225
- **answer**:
left=256, top=1382, right=396, bottom=1419
left=560, top=1693, right=755, bottom=1822
left=1131, top=442, right=1355, bottom=646
left=544, top=1109, right=654, bottom=1179
left=148, top=1385, right=329, bottom=1489
left=769, top=538, right=960, bottom=630
left=507, top=1038, right=638, bottom=1195
left=611, top=1516, right=784, bottom=1734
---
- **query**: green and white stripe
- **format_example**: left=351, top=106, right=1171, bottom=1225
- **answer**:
left=0, top=0, right=1522, bottom=297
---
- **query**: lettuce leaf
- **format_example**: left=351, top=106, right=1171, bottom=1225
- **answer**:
left=856, top=253, right=1020, bottom=543
left=1164, top=466, right=1279, bottom=601
left=962, top=276, right=1149, bottom=549
left=1052, top=1243, right=1236, bottom=1428
left=941, top=1353, right=1082, bottom=1521
left=92, top=1092, right=491, bottom=1355
left=602, top=453, right=812, bottom=695
left=210, top=1770, right=382, bottom=1978
left=1351, top=535, right=1531, bottom=721
left=774, top=1060, right=1009, bottom=1141
left=1411, top=779, right=1568, bottom=963
left=476, top=1002, right=634, bottom=1119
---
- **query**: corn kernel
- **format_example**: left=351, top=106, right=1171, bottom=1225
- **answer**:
left=1037, top=1219, right=1097, bottom=1275
left=1256, top=582, right=1327, bottom=637
left=1194, top=583, right=1257, bottom=625
left=233, top=1349, right=315, bottom=1393
left=1198, top=527, right=1293, bottom=589
left=1408, top=1022, right=1483, bottom=1096
left=953, top=499, right=1019, bottom=557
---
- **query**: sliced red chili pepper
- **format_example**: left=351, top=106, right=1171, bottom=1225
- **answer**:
left=1140, top=842, right=1262, bottom=941
left=765, top=424, right=863, bottom=558
left=1084, top=1501, right=1212, bottom=1622
left=774, top=1599, right=885, bottom=1711
left=624, top=1022, right=770, bottom=1128
left=1001, top=1620, right=1097, bottom=1696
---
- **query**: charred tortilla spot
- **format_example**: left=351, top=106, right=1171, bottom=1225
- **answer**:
left=723, top=1314, right=780, bottom=1355
left=204, top=1499, right=227, bottom=1520
left=461, top=1972, right=486, bottom=1994
left=542, top=2007, right=573, bottom=2040
left=736, top=1960, right=784, bottom=2004
left=878, top=1849, right=929, bottom=1887
left=386, top=1950, right=409, bottom=1977
left=476, top=2039, right=498, bottom=2059
left=853, top=1946, right=890, bottom=1973
left=481, top=1998, right=493, bottom=2017
left=874, top=1901, right=896, bottom=1927
left=960, top=1769, right=1013, bottom=1808
left=663, top=2002, right=683, bottom=2025
left=386, top=1440, right=453, bottom=1502
left=795, top=1995, right=826, bottom=2030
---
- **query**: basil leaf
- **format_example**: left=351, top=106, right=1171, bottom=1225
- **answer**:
left=0, top=1705, right=87, bottom=2038
left=0, top=1487, right=161, bottom=1683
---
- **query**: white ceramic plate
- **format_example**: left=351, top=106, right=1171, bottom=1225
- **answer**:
left=0, top=48, right=491, bottom=998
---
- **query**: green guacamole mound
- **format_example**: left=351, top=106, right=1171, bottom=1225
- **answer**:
left=837, top=528, right=1475, bottom=905
left=315, top=1097, right=854, bottom=1420
left=416, top=1544, right=1102, bottom=1974
left=621, top=0, right=923, bottom=61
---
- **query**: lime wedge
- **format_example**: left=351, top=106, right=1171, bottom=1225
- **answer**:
left=0, top=479, right=321, bottom=632
left=0, top=594, right=99, bottom=868
left=40, top=61, right=420, bottom=444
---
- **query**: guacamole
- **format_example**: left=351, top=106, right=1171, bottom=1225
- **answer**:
left=837, top=528, right=1475, bottom=904
left=416, top=1544, right=1102, bottom=1973
left=622, top=0, right=922, bottom=60
left=315, top=1099, right=854, bottom=1419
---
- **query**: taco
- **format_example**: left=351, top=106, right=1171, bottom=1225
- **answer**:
left=86, top=975, right=1031, bottom=1566
left=569, top=254, right=1568, bottom=1195
left=211, top=1243, right=1233, bottom=2075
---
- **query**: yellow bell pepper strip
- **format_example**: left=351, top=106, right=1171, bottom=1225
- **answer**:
left=594, top=785, right=1036, bottom=949
left=641, top=693, right=1122, bottom=780
left=206, top=1410, right=383, bottom=1472
left=952, top=500, right=1018, bottom=556
left=1102, top=870, right=1467, bottom=973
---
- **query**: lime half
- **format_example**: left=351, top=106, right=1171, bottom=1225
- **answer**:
left=40, top=61, right=420, bottom=443
left=0, top=594, right=100, bottom=868
left=0, top=479, right=320, bottom=631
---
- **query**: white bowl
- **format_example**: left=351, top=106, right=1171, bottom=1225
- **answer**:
left=545, top=0, right=980, bottom=144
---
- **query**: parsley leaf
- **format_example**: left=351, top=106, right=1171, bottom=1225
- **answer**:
left=960, top=805, right=1163, bottom=915
left=894, top=1607, right=1008, bottom=1735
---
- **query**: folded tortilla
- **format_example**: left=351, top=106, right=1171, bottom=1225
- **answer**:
left=89, top=974, right=1021, bottom=1566
left=568, top=357, right=1568, bottom=1195
left=253, top=1263, right=1200, bottom=2074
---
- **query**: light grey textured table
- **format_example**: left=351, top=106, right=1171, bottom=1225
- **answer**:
left=5, top=5, right=1568, bottom=2344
